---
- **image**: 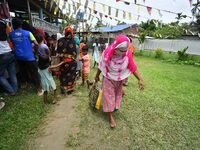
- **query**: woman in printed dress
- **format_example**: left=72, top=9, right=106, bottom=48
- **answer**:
left=55, top=27, right=77, bottom=95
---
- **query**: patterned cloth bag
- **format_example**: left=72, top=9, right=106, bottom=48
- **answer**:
left=89, top=83, right=100, bottom=110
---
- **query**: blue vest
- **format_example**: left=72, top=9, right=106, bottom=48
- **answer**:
left=9, top=29, right=35, bottom=61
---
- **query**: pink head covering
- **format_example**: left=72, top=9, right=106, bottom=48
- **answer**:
left=103, top=34, right=136, bottom=73
left=99, top=35, right=137, bottom=81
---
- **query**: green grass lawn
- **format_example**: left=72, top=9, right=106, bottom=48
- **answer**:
left=1, top=56, right=200, bottom=150
left=0, top=87, right=50, bottom=150
left=69, top=56, right=200, bottom=149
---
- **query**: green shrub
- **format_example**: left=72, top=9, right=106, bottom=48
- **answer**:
left=135, top=49, right=143, bottom=56
left=155, top=48, right=163, bottom=58
left=153, top=26, right=184, bottom=39
left=177, top=47, right=189, bottom=61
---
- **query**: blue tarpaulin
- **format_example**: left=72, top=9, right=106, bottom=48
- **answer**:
left=91, top=24, right=135, bottom=32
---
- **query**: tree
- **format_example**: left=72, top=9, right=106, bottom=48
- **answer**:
left=191, top=0, right=200, bottom=33
left=175, top=13, right=187, bottom=24
left=137, top=31, right=147, bottom=50
left=153, top=25, right=184, bottom=39
left=139, top=19, right=162, bottom=37
left=191, top=14, right=200, bottom=33
left=191, top=0, right=200, bottom=16
left=94, top=19, right=104, bottom=30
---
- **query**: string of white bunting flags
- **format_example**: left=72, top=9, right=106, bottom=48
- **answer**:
left=42, top=0, right=193, bottom=26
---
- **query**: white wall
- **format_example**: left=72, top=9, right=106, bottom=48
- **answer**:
left=133, top=39, right=200, bottom=55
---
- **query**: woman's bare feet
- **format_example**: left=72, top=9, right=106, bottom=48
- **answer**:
left=122, top=89, right=126, bottom=97
left=109, top=112, right=117, bottom=128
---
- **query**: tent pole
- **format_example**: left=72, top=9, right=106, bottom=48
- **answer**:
left=27, top=0, right=33, bottom=26
left=108, top=32, right=110, bottom=44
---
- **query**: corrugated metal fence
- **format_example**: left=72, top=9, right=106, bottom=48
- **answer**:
left=133, top=39, right=200, bottom=55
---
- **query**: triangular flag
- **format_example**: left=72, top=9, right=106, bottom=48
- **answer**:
left=84, top=0, right=89, bottom=11
left=50, top=0, right=54, bottom=11
left=73, top=1, right=77, bottom=14
left=58, top=11, right=61, bottom=18
left=137, top=5, right=140, bottom=14
left=115, top=9, right=119, bottom=17
left=54, top=0, right=60, bottom=15
left=157, top=9, right=162, bottom=17
left=62, top=1, right=67, bottom=10
left=147, top=6, right=152, bottom=15
left=57, top=0, right=60, bottom=13
left=102, top=4, right=106, bottom=12
left=123, top=11, right=126, bottom=19
left=54, top=9, right=57, bottom=15
left=44, top=0, right=48, bottom=9
left=77, top=2, right=81, bottom=10
left=108, top=6, right=111, bottom=16
left=128, top=12, right=132, bottom=20
left=124, top=0, right=130, bottom=5
left=137, top=15, right=140, bottom=21
left=93, top=1, right=96, bottom=13
left=68, top=3, right=71, bottom=13
left=116, top=0, right=130, bottom=5
left=189, top=0, right=192, bottom=7
left=88, top=8, right=91, bottom=20
left=99, top=13, right=103, bottom=20
left=91, top=16, right=94, bottom=22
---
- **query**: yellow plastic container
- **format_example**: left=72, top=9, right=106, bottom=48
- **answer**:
left=95, top=90, right=102, bottom=110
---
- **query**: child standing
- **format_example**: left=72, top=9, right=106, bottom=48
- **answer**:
left=95, top=35, right=144, bottom=128
left=92, top=39, right=100, bottom=68
left=81, top=45, right=90, bottom=86
left=37, top=34, right=57, bottom=104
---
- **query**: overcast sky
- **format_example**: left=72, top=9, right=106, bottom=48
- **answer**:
left=60, top=0, right=195, bottom=27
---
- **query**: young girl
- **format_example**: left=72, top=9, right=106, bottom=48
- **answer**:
left=37, top=34, right=57, bottom=104
left=81, top=45, right=90, bottom=87
left=95, top=35, right=144, bottom=128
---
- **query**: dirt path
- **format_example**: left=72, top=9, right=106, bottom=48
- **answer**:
left=29, top=95, right=79, bottom=150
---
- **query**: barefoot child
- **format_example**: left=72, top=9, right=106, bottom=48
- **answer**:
left=95, top=35, right=144, bottom=128
left=81, top=45, right=90, bottom=87
left=37, top=34, right=57, bottom=104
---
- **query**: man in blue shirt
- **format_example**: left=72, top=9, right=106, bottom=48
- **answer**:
left=9, top=18, right=42, bottom=95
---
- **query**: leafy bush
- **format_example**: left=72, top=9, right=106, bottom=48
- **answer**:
left=177, top=47, right=189, bottom=61
left=155, top=48, right=163, bottom=58
left=154, top=26, right=184, bottom=39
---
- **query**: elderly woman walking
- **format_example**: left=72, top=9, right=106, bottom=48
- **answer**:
left=95, top=35, right=144, bottom=128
